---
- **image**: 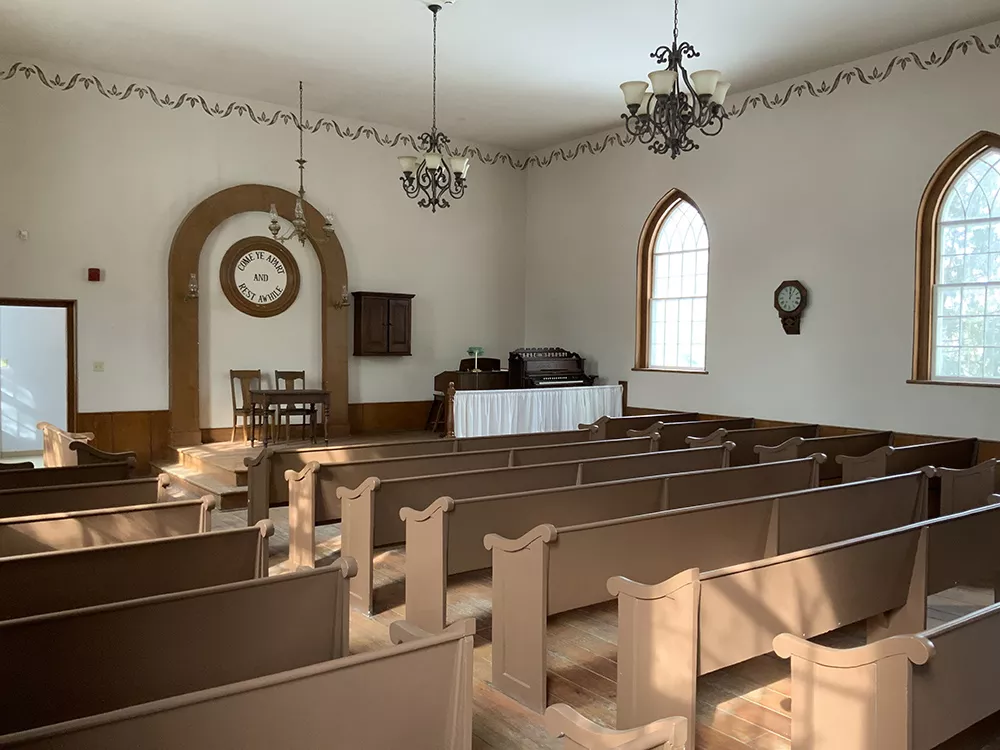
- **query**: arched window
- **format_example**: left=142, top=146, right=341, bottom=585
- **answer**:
left=635, top=190, right=709, bottom=372
left=914, top=132, right=1000, bottom=384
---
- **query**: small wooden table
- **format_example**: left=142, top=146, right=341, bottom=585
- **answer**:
left=249, top=389, right=330, bottom=447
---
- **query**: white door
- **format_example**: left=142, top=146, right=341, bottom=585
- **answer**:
left=0, top=305, right=68, bottom=457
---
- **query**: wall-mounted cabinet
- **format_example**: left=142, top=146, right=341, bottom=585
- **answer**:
left=352, top=291, right=415, bottom=356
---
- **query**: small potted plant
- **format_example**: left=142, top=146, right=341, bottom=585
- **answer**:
left=467, top=346, right=485, bottom=372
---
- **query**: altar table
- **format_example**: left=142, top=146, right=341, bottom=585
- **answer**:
left=249, top=389, right=330, bottom=447
left=452, top=384, right=622, bottom=438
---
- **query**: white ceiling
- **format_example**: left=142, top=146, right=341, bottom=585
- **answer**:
left=3, top=0, right=999, bottom=151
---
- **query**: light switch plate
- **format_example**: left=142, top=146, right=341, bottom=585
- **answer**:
left=93, top=361, right=105, bottom=372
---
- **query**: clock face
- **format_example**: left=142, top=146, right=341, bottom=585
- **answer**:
left=220, top=237, right=300, bottom=318
left=777, top=285, right=803, bottom=313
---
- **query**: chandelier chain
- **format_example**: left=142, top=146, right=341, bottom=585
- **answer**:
left=673, top=0, right=679, bottom=50
left=297, top=80, right=305, bottom=196
left=432, top=7, right=438, bottom=134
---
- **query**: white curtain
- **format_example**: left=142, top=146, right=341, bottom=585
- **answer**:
left=453, top=385, right=623, bottom=438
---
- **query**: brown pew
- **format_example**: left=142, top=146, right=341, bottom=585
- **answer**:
left=406, top=455, right=824, bottom=633
left=624, top=417, right=754, bottom=442
left=582, top=412, right=698, bottom=440
left=70, top=440, right=138, bottom=466
left=0, top=461, right=33, bottom=471
left=686, top=424, right=820, bottom=465
left=774, top=561, right=1000, bottom=750
left=326, top=444, right=734, bottom=614
left=755, top=430, right=893, bottom=482
left=486, top=470, right=930, bottom=712
left=545, top=704, right=687, bottom=750
left=0, top=617, right=474, bottom=750
left=0, top=561, right=357, bottom=736
left=611, top=502, right=1000, bottom=739
left=0, top=497, right=216, bottom=558
left=837, top=437, right=979, bottom=483
left=251, top=434, right=662, bottom=525
left=937, top=458, right=1000, bottom=515
left=38, top=421, right=94, bottom=467
left=0, top=461, right=136, bottom=490
left=0, top=522, right=273, bottom=620
left=0, top=475, right=170, bottom=519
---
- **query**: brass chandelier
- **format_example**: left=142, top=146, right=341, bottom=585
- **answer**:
left=619, top=0, right=730, bottom=159
left=397, top=1, right=470, bottom=212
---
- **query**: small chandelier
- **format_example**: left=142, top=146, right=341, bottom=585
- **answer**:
left=397, top=1, right=470, bottom=212
left=619, top=0, right=730, bottom=159
left=268, top=81, right=336, bottom=244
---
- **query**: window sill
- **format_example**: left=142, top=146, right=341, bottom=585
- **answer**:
left=632, top=368, right=709, bottom=375
left=907, top=379, right=1000, bottom=390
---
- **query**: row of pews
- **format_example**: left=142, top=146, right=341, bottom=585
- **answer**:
left=245, top=411, right=1000, bottom=749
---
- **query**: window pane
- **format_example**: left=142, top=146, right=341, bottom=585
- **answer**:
left=681, top=274, right=696, bottom=297
left=968, top=225, right=991, bottom=254
left=936, top=316, right=961, bottom=347
left=961, top=317, right=985, bottom=347
left=690, top=344, right=705, bottom=369
left=935, top=347, right=960, bottom=377
left=987, top=286, right=1000, bottom=315
left=986, top=348, right=1000, bottom=379
left=938, top=287, right=962, bottom=315
left=964, top=254, right=989, bottom=282
left=960, top=347, right=985, bottom=378
left=940, top=255, right=964, bottom=283
left=695, top=274, right=708, bottom=297
left=991, top=254, right=1000, bottom=281
left=939, top=225, right=966, bottom=256
left=693, top=298, right=707, bottom=322
left=986, top=317, right=1000, bottom=347
left=963, top=287, right=986, bottom=315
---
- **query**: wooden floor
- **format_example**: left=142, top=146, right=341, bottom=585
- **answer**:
left=214, top=504, right=1000, bottom=749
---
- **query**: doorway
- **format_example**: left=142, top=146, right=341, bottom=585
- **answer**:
left=0, top=299, right=77, bottom=459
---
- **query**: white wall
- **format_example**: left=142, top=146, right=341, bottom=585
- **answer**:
left=0, top=306, right=68, bottom=453
left=0, top=58, right=527, bottom=416
left=525, top=23, right=1000, bottom=440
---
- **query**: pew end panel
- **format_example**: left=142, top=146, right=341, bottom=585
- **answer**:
left=754, top=436, right=804, bottom=463
left=937, top=460, right=999, bottom=516
left=838, top=446, right=894, bottom=483
left=38, top=422, right=95, bottom=467
left=337, top=477, right=381, bottom=613
left=401, top=497, right=456, bottom=630
left=684, top=428, right=726, bottom=448
left=244, top=448, right=272, bottom=525
left=69, top=441, right=137, bottom=467
left=285, top=462, right=321, bottom=569
left=546, top=705, right=688, bottom=750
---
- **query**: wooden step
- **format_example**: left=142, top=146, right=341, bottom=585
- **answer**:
left=151, top=462, right=248, bottom=511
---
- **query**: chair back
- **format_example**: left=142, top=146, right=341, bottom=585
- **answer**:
left=275, top=370, right=306, bottom=391
left=230, top=370, right=262, bottom=412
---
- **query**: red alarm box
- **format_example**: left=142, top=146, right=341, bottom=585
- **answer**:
left=87, top=268, right=102, bottom=282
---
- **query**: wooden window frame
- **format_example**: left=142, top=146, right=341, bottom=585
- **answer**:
left=911, top=130, right=1000, bottom=387
left=634, top=188, right=710, bottom=373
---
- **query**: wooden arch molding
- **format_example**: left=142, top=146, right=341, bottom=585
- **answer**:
left=168, top=184, right=349, bottom=445
left=912, top=131, right=1000, bottom=381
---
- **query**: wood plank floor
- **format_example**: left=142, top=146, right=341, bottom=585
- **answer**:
left=214, top=506, right=1000, bottom=749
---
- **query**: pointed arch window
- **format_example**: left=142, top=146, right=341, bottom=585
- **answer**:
left=635, top=190, right=709, bottom=372
left=914, top=132, right=1000, bottom=385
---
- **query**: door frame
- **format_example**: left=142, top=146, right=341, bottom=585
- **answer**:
left=0, top=298, right=78, bottom=433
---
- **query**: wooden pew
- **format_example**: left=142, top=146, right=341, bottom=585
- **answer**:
left=326, top=444, right=734, bottom=614
left=70, top=440, right=138, bottom=466
left=837, top=437, right=979, bottom=483
left=545, top=704, right=687, bottom=750
left=0, top=461, right=33, bottom=471
left=0, top=475, right=170, bottom=519
left=0, top=561, right=357, bottom=736
left=38, top=421, right=94, bottom=467
left=486, top=470, right=931, bottom=712
left=609, top=502, right=1000, bottom=742
left=0, top=461, right=136, bottom=490
left=582, top=412, right=698, bottom=440
left=623, top=417, right=754, bottom=443
left=937, top=458, right=1000, bottom=515
left=0, top=497, right=216, bottom=558
left=406, top=455, right=824, bottom=633
left=755, top=430, right=893, bottom=482
left=774, top=572, right=1000, bottom=750
left=0, top=617, right=475, bottom=750
left=250, top=434, right=663, bottom=525
left=687, top=424, right=820, bottom=465
left=0, top=521, right=273, bottom=620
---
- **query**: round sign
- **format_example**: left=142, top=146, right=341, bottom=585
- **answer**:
left=220, top=237, right=301, bottom=317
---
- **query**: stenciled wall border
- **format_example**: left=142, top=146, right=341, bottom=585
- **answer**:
left=2, top=30, right=998, bottom=171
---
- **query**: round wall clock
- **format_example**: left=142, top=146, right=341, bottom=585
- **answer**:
left=773, top=279, right=808, bottom=335
left=220, top=236, right=301, bottom=318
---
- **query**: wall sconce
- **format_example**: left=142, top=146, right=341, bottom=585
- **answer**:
left=332, top=285, right=350, bottom=311
left=185, top=273, right=199, bottom=300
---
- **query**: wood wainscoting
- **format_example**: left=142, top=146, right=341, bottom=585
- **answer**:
left=348, top=400, right=433, bottom=433
left=77, top=410, right=170, bottom=474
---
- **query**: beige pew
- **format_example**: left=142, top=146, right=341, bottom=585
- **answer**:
left=487, top=470, right=930, bottom=712
left=687, top=424, right=819, bottom=465
left=0, top=617, right=474, bottom=750
left=406, top=455, right=824, bottom=634
left=755, top=430, right=893, bottom=482
left=253, top=434, right=662, bottom=525
left=0, top=475, right=170, bottom=519
left=38, top=421, right=94, bottom=467
left=326, top=444, right=734, bottom=614
left=545, top=704, right=687, bottom=750
left=582, top=412, right=698, bottom=440
left=0, top=522, right=273, bottom=620
left=0, top=461, right=136, bottom=490
left=0, top=497, right=216, bottom=558
left=774, top=568, right=1000, bottom=750
left=937, top=458, right=1000, bottom=515
left=611, top=502, right=1000, bottom=741
left=0, top=561, right=356, bottom=736
left=837, top=437, right=978, bottom=483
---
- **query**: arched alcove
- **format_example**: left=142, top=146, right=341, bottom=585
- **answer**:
left=168, top=184, right=349, bottom=445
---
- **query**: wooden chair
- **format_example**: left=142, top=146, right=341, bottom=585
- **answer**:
left=274, top=370, right=314, bottom=443
left=229, top=370, right=271, bottom=443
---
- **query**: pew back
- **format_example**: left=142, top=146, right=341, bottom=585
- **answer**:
left=688, top=424, right=819, bottom=466
left=0, top=562, right=355, bottom=735
left=0, top=462, right=135, bottom=491
left=757, top=431, right=893, bottom=481
left=585, top=412, right=698, bottom=440
left=937, top=459, right=1000, bottom=515
left=838, top=438, right=979, bottom=484
left=0, top=476, right=167, bottom=519
left=630, top=418, right=754, bottom=447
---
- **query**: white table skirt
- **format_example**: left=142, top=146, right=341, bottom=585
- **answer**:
left=453, top=384, right=623, bottom=438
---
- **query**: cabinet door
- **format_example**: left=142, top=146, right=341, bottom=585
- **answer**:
left=387, top=298, right=412, bottom=355
left=358, top=296, right=389, bottom=354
